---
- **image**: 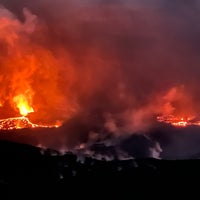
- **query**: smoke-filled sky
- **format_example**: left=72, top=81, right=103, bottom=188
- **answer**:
left=0, top=0, right=200, bottom=159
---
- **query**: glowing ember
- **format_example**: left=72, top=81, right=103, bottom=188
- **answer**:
left=157, top=115, right=200, bottom=127
left=0, top=116, right=61, bottom=130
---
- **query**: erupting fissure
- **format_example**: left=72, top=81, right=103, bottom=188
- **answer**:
left=0, top=94, right=61, bottom=130
left=0, top=116, right=61, bottom=130
left=157, top=115, right=200, bottom=128
left=0, top=4, right=199, bottom=133
left=0, top=116, right=60, bottom=130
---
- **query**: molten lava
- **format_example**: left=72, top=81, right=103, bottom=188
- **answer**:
left=13, top=94, right=34, bottom=116
left=155, top=86, right=200, bottom=128
left=157, top=115, right=200, bottom=128
left=0, top=93, right=61, bottom=130
left=0, top=116, right=60, bottom=130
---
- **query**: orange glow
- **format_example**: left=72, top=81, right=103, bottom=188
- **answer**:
left=155, top=86, right=200, bottom=128
left=0, top=7, right=199, bottom=133
left=157, top=115, right=200, bottom=128
left=13, top=94, right=34, bottom=116
left=0, top=116, right=61, bottom=130
left=0, top=8, right=77, bottom=129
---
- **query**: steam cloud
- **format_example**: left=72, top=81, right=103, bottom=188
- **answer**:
left=0, top=0, right=200, bottom=159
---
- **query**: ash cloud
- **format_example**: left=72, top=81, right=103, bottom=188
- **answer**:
left=0, top=0, right=200, bottom=159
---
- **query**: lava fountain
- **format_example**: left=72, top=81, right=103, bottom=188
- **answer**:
left=0, top=94, right=61, bottom=130
left=0, top=7, right=75, bottom=131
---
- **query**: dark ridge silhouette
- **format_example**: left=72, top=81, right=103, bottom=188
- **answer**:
left=0, top=139, right=198, bottom=198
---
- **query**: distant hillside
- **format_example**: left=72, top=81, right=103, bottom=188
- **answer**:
left=0, top=139, right=199, bottom=198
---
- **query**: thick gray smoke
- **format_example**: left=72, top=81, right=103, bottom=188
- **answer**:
left=0, top=0, right=200, bottom=159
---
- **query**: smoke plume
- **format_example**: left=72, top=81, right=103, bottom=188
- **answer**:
left=0, top=0, right=200, bottom=159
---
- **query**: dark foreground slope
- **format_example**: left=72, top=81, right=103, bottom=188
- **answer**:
left=0, top=140, right=198, bottom=198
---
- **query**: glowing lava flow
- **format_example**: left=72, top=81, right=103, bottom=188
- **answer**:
left=157, top=115, right=200, bottom=127
left=0, top=116, right=61, bottom=130
left=0, top=94, right=61, bottom=130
